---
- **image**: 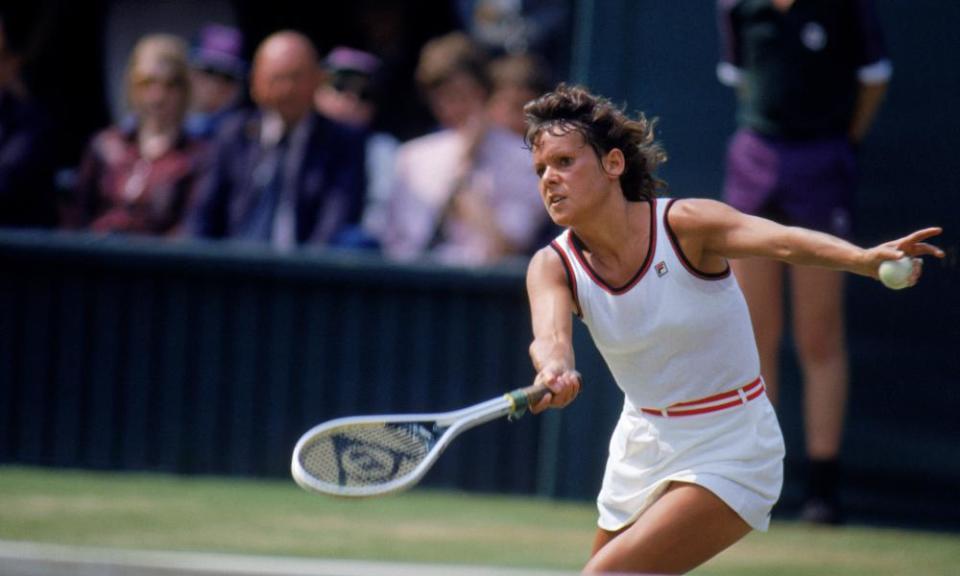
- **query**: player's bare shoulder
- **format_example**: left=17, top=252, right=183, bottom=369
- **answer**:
left=527, top=244, right=568, bottom=287
left=665, top=198, right=738, bottom=273
left=665, top=198, right=734, bottom=238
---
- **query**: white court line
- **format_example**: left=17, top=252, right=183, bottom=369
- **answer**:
left=0, top=540, right=577, bottom=576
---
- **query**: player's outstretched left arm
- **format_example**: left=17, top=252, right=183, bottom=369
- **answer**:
left=669, top=198, right=945, bottom=281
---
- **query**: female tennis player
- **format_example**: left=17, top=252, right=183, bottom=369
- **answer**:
left=523, top=84, right=943, bottom=574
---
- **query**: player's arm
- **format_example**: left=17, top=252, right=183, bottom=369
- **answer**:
left=669, top=198, right=944, bottom=278
left=526, top=246, right=581, bottom=413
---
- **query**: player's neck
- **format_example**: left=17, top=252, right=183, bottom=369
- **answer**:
left=572, top=200, right=652, bottom=275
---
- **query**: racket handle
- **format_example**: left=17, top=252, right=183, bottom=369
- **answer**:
left=519, top=383, right=550, bottom=407
left=505, top=383, right=550, bottom=417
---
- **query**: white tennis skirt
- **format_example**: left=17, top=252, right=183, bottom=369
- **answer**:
left=597, top=392, right=785, bottom=532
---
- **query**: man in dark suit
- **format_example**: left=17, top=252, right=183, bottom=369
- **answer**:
left=189, top=30, right=366, bottom=249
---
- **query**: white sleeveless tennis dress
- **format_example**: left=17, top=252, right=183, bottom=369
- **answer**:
left=550, top=197, right=785, bottom=531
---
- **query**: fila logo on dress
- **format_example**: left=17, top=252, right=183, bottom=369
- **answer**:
left=655, top=261, right=669, bottom=277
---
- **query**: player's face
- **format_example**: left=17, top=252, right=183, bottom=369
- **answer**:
left=531, top=130, right=619, bottom=226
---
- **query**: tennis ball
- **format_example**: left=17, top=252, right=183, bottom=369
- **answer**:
left=878, top=256, right=913, bottom=290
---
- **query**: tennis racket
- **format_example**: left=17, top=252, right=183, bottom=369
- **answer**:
left=291, top=383, right=548, bottom=497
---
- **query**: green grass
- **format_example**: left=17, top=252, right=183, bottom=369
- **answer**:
left=0, top=466, right=958, bottom=575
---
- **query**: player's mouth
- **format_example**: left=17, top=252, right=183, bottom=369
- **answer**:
left=547, top=194, right=566, bottom=208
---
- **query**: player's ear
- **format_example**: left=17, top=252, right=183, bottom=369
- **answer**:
left=601, top=148, right=625, bottom=178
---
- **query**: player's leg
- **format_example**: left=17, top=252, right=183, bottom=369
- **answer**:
left=790, top=266, right=848, bottom=522
left=589, top=523, right=625, bottom=558
left=585, top=482, right=752, bottom=575
left=731, top=258, right=785, bottom=404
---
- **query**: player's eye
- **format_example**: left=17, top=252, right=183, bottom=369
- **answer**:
left=534, top=165, right=545, bottom=177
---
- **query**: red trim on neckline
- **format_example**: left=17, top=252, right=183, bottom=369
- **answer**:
left=566, top=198, right=658, bottom=295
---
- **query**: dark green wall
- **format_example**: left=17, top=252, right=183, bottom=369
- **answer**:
left=0, top=233, right=544, bottom=490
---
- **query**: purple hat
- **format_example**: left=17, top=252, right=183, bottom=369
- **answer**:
left=324, top=46, right=381, bottom=76
left=190, top=23, right=246, bottom=79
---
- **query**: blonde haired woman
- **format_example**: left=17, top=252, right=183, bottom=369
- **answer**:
left=69, top=34, right=207, bottom=235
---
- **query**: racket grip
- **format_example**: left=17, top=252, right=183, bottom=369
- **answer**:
left=520, top=383, right=550, bottom=407
left=505, top=384, right=550, bottom=417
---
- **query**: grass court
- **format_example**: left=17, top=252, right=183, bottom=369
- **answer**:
left=1, top=466, right=958, bottom=575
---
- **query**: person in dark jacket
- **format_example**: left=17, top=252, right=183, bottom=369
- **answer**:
left=188, top=30, right=366, bottom=250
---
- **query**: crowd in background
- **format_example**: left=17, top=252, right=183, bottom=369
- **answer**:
left=0, top=1, right=565, bottom=267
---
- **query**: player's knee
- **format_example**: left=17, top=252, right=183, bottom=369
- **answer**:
left=583, top=553, right=639, bottom=575
left=581, top=560, right=604, bottom=574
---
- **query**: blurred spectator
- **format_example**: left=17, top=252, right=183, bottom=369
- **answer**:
left=188, top=31, right=366, bottom=250
left=351, top=0, right=460, bottom=141
left=486, top=52, right=550, bottom=136
left=316, top=47, right=380, bottom=128
left=717, top=0, right=893, bottom=524
left=378, top=32, right=545, bottom=266
left=65, top=34, right=205, bottom=236
left=456, top=0, right=571, bottom=71
left=0, top=9, right=57, bottom=228
left=315, top=46, right=397, bottom=246
left=185, top=23, right=247, bottom=140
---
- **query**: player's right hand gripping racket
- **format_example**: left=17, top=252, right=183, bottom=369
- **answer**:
left=291, top=384, right=548, bottom=497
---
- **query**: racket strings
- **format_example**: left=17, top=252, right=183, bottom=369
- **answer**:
left=298, top=422, right=438, bottom=488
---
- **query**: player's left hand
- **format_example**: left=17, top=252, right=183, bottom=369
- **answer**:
left=862, top=227, right=945, bottom=279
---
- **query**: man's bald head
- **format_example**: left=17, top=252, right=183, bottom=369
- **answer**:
left=251, top=31, right=321, bottom=126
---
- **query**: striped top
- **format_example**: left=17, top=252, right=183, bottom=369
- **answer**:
left=550, top=197, right=760, bottom=410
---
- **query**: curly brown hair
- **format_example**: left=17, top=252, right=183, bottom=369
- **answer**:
left=523, top=84, right=667, bottom=201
